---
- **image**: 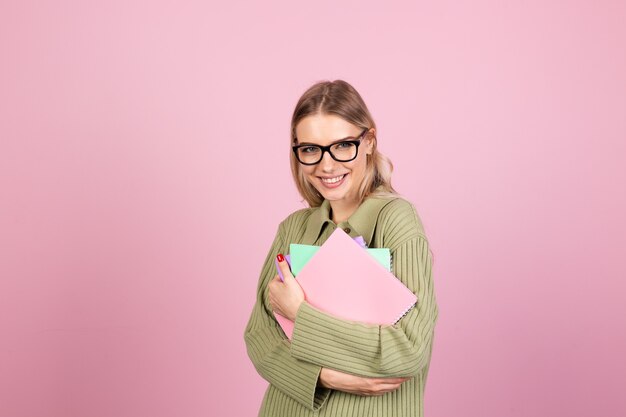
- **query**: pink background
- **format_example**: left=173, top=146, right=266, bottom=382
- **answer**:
left=1, top=1, right=625, bottom=416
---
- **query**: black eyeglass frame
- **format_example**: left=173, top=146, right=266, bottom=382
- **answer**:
left=292, top=128, right=369, bottom=165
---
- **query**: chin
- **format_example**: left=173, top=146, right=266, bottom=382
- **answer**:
left=319, top=191, right=348, bottom=201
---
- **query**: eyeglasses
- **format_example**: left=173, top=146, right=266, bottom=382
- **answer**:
left=292, top=128, right=369, bottom=165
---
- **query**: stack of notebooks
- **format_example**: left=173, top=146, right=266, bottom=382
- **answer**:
left=273, top=228, right=417, bottom=340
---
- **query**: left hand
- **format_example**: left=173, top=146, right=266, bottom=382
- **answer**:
left=268, top=254, right=305, bottom=321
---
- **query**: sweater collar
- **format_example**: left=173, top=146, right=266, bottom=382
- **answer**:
left=301, top=195, right=397, bottom=246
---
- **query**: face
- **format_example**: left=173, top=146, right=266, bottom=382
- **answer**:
left=294, top=114, right=374, bottom=204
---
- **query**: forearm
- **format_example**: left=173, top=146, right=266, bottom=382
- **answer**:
left=290, top=236, right=439, bottom=378
left=290, top=301, right=435, bottom=377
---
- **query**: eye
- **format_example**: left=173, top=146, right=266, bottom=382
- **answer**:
left=335, top=141, right=353, bottom=149
left=301, top=146, right=320, bottom=153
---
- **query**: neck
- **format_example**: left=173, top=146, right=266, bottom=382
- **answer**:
left=329, top=198, right=360, bottom=224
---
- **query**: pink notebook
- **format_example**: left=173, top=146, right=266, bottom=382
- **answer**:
left=274, top=228, right=417, bottom=340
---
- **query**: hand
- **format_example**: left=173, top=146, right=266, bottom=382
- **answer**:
left=268, top=254, right=305, bottom=321
left=318, top=368, right=411, bottom=396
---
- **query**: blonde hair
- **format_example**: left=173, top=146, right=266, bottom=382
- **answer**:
left=289, top=80, right=400, bottom=207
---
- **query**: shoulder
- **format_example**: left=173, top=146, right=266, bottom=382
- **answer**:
left=377, top=196, right=428, bottom=246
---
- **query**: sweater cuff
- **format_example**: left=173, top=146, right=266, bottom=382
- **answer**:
left=293, top=358, right=332, bottom=411
left=247, top=327, right=332, bottom=411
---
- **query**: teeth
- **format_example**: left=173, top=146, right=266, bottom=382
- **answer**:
left=321, top=174, right=345, bottom=184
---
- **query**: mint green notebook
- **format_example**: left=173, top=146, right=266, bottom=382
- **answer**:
left=289, top=243, right=391, bottom=276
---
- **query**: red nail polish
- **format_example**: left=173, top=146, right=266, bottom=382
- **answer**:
left=276, top=254, right=284, bottom=262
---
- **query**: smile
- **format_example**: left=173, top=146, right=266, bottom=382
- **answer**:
left=318, top=173, right=348, bottom=189
left=320, top=174, right=346, bottom=184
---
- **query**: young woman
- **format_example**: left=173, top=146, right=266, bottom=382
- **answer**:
left=244, top=80, right=439, bottom=417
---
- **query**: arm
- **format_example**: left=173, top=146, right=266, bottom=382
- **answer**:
left=289, top=215, right=439, bottom=378
left=243, top=222, right=331, bottom=411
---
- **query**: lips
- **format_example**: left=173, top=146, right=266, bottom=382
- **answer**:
left=317, top=173, right=349, bottom=189
left=320, top=174, right=346, bottom=184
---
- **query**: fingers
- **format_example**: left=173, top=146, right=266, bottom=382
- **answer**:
left=268, top=274, right=286, bottom=290
left=374, top=377, right=410, bottom=383
left=365, top=377, right=411, bottom=386
left=268, top=274, right=283, bottom=294
left=360, top=376, right=411, bottom=396
left=326, top=369, right=411, bottom=397
left=364, top=383, right=404, bottom=396
left=275, top=254, right=293, bottom=280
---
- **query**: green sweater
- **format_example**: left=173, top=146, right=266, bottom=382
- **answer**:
left=244, top=195, right=439, bottom=417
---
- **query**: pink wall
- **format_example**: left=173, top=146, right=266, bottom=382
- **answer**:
left=1, top=1, right=625, bottom=416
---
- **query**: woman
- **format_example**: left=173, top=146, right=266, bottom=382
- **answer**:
left=244, top=80, right=439, bottom=417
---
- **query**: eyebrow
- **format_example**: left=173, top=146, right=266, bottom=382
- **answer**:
left=297, top=134, right=358, bottom=146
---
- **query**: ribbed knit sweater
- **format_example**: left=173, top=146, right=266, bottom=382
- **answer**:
left=244, top=195, right=439, bottom=417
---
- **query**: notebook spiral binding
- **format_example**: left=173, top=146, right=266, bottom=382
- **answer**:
left=393, top=301, right=417, bottom=324
left=390, top=252, right=417, bottom=324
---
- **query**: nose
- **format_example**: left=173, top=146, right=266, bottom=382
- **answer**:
left=318, top=149, right=339, bottom=172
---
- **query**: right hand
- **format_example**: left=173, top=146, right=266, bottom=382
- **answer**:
left=318, top=367, right=412, bottom=396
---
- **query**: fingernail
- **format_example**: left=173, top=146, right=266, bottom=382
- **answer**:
left=276, top=254, right=284, bottom=262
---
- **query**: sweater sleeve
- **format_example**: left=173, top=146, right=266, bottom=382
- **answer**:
left=243, top=221, right=332, bottom=412
left=289, top=205, right=439, bottom=378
